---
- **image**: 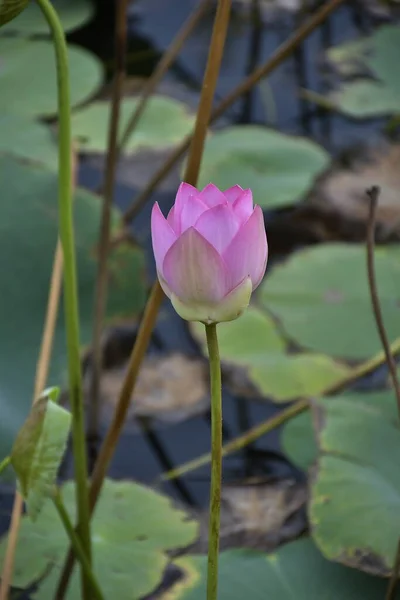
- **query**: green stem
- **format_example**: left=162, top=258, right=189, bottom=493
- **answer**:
left=0, top=456, right=10, bottom=477
left=52, top=489, right=104, bottom=600
left=205, top=324, right=222, bottom=600
left=35, top=0, right=91, bottom=596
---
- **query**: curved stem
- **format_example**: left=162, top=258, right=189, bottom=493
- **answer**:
left=34, top=0, right=91, bottom=596
left=53, top=489, right=104, bottom=600
left=205, top=324, right=222, bottom=600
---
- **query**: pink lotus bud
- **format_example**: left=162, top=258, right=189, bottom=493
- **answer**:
left=151, top=183, right=268, bottom=324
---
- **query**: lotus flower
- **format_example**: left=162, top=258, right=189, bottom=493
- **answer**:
left=151, top=183, right=268, bottom=324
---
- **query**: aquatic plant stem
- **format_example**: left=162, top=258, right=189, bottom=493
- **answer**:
left=205, top=324, right=222, bottom=600
left=34, top=0, right=92, bottom=597
left=52, top=489, right=104, bottom=600
left=121, top=0, right=345, bottom=225
left=55, top=1, right=233, bottom=594
left=365, top=186, right=400, bottom=600
left=161, top=334, right=400, bottom=482
left=88, top=0, right=128, bottom=449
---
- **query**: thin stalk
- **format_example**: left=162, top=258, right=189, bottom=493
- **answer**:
left=0, top=456, right=10, bottom=477
left=88, top=0, right=128, bottom=448
left=55, top=0, right=233, bottom=594
left=121, top=0, right=345, bottom=225
left=52, top=489, right=104, bottom=600
left=205, top=324, right=222, bottom=600
left=34, top=1, right=91, bottom=597
left=117, top=0, right=212, bottom=156
left=365, top=186, right=400, bottom=600
left=161, top=334, right=400, bottom=482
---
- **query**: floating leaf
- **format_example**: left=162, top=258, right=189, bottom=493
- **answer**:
left=191, top=308, right=349, bottom=402
left=71, top=96, right=195, bottom=155
left=0, top=38, right=102, bottom=116
left=0, top=155, right=147, bottom=459
left=0, top=479, right=198, bottom=599
left=281, top=390, right=396, bottom=471
left=10, top=387, right=71, bottom=520
left=0, top=0, right=28, bottom=27
left=260, top=243, right=400, bottom=359
left=309, top=394, right=400, bottom=575
left=167, top=538, right=391, bottom=600
left=193, top=126, right=329, bottom=209
left=0, top=113, right=57, bottom=169
left=327, top=25, right=400, bottom=118
left=0, top=0, right=94, bottom=34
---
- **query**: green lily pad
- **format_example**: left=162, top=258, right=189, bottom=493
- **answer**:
left=0, top=0, right=94, bottom=34
left=191, top=308, right=349, bottom=402
left=0, top=38, right=103, bottom=116
left=0, top=478, right=198, bottom=599
left=309, top=393, right=400, bottom=575
left=194, top=126, right=330, bottom=209
left=10, top=387, right=71, bottom=520
left=0, top=113, right=57, bottom=169
left=0, top=155, right=147, bottom=459
left=260, top=243, right=400, bottom=359
left=281, top=390, right=397, bottom=471
left=328, top=25, right=400, bottom=118
left=0, top=0, right=28, bottom=27
left=71, top=96, right=196, bottom=155
left=167, top=538, right=392, bottom=600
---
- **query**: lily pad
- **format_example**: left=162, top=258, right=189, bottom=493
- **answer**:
left=167, top=538, right=391, bottom=600
left=0, top=38, right=103, bottom=116
left=281, top=390, right=397, bottom=471
left=191, top=308, right=349, bottom=402
left=10, top=388, right=71, bottom=520
left=0, top=0, right=94, bottom=34
left=0, top=0, right=28, bottom=27
left=260, top=243, right=400, bottom=359
left=194, top=126, right=330, bottom=209
left=327, top=25, right=400, bottom=118
left=0, top=113, right=57, bottom=169
left=309, top=393, right=400, bottom=575
left=0, top=478, right=198, bottom=599
left=0, top=155, right=147, bottom=459
left=71, top=96, right=196, bottom=155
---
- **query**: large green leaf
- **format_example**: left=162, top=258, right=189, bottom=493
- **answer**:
left=281, top=390, right=397, bottom=471
left=0, top=113, right=57, bottom=169
left=0, top=0, right=28, bottom=27
left=0, top=478, right=198, bottom=599
left=0, top=0, right=94, bottom=34
left=10, top=387, right=71, bottom=520
left=194, top=126, right=330, bottom=209
left=71, top=96, right=196, bottom=155
left=0, top=38, right=102, bottom=116
left=327, top=25, right=400, bottom=118
left=260, top=243, right=400, bottom=359
left=191, top=308, right=349, bottom=402
left=166, top=538, right=392, bottom=600
left=0, top=155, right=147, bottom=459
left=309, top=394, right=400, bottom=575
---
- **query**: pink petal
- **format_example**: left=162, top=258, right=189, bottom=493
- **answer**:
left=151, top=203, right=177, bottom=276
left=223, top=185, right=244, bottom=203
left=232, top=189, right=254, bottom=224
left=173, top=182, right=198, bottom=232
left=223, top=205, right=268, bottom=290
left=163, top=227, right=229, bottom=302
left=180, top=195, right=209, bottom=233
left=166, top=205, right=176, bottom=231
left=198, top=183, right=227, bottom=208
left=193, top=204, right=240, bottom=253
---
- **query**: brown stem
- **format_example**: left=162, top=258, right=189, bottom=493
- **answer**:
left=55, top=0, right=233, bottom=595
left=117, top=0, right=212, bottom=156
left=365, top=186, right=400, bottom=600
left=87, top=0, right=128, bottom=443
left=122, top=0, right=345, bottom=225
